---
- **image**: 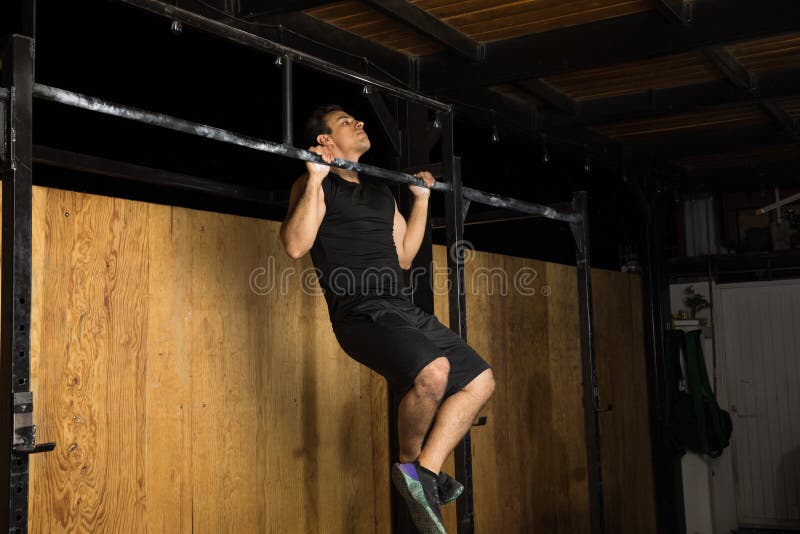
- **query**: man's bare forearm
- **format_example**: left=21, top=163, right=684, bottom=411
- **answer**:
left=402, top=197, right=430, bottom=264
left=280, top=176, right=323, bottom=258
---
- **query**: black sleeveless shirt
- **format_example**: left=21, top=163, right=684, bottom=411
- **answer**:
left=309, top=172, right=406, bottom=321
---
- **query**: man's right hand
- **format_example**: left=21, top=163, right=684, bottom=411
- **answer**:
left=307, top=145, right=335, bottom=182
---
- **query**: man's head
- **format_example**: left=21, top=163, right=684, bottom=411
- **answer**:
left=304, top=104, right=370, bottom=159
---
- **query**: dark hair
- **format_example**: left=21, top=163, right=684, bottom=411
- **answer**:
left=304, top=104, right=343, bottom=147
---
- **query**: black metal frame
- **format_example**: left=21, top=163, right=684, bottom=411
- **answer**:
left=1, top=34, right=56, bottom=534
left=1, top=4, right=604, bottom=534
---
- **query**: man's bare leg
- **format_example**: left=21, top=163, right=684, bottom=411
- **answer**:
left=417, top=368, right=495, bottom=474
left=397, top=356, right=450, bottom=463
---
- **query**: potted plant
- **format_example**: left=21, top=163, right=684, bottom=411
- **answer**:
left=683, top=285, right=710, bottom=320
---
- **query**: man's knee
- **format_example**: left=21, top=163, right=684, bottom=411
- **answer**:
left=465, top=368, right=495, bottom=402
left=414, top=356, right=450, bottom=401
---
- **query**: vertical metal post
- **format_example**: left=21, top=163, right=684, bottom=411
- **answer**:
left=569, top=191, right=605, bottom=534
left=640, top=177, right=685, bottom=534
left=1, top=34, right=35, bottom=534
left=441, top=112, right=474, bottom=534
left=390, top=101, right=427, bottom=534
left=280, top=55, right=293, bottom=146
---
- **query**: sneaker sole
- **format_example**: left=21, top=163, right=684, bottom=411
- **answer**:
left=391, top=464, right=446, bottom=534
left=440, top=482, right=464, bottom=505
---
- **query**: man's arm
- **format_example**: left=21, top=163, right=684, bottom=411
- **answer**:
left=393, top=172, right=436, bottom=269
left=279, top=146, right=332, bottom=259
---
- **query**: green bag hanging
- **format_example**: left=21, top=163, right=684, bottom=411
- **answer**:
left=669, top=330, right=733, bottom=458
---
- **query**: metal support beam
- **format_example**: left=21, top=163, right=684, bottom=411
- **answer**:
left=391, top=101, right=432, bottom=534
left=655, top=0, right=693, bottom=23
left=362, top=0, right=484, bottom=62
left=440, top=113, right=475, bottom=534
left=279, top=55, right=293, bottom=146
left=703, top=46, right=757, bottom=92
left=32, top=145, right=291, bottom=207
left=569, top=191, right=605, bottom=534
left=640, top=177, right=686, bottom=534
left=760, top=99, right=800, bottom=141
left=517, top=79, right=578, bottom=115
left=117, top=0, right=451, bottom=112
left=267, top=12, right=411, bottom=84
left=1, top=34, right=42, bottom=534
left=238, top=0, right=338, bottom=18
left=363, top=88, right=401, bottom=156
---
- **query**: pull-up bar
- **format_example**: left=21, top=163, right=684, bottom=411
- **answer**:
left=32, top=83, right=581, bottom=224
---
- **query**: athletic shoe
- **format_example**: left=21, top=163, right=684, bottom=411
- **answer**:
left=437, top=471, right=464, bottom=505
left=391, top=462, right=446, bottom=534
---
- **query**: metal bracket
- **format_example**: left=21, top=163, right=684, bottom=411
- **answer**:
left=12, top=392, right=56, bottom=455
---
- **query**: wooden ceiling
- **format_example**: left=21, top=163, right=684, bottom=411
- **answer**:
left=305, top=2, right=443, bottom=56
left=592, top=103, right=770, bottom=141
left=307, top=0, right=654, bottom=53
left=542, top=51, right=723, bottom=101
left=238, top=0, right=800, bottom=187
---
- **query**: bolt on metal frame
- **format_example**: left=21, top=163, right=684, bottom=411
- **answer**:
left=1, top=3, right=605, bottom=532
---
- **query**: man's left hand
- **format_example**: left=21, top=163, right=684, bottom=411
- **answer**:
left=410, top=171, right=435, bottom=200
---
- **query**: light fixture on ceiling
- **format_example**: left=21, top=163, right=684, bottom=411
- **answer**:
left=489, top=109, right=500, bottom=144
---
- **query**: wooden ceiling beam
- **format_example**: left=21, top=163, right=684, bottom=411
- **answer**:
left=419, top=0, right=800, bottom=91
left=543, top=69, right=800, bottom=130
left=361, top=0, right=484, bottom=61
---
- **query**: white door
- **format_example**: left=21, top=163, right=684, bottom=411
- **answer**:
left=715, top=280, right=800, bottom=529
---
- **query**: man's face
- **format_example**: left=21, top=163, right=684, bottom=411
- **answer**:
left=319, top=110, right=370, bottom=156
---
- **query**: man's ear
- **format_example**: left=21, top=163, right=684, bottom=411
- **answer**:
left=316, top=134, right=333, bottom=146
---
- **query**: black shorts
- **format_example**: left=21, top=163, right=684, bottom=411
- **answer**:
left=332, top=297, right=491, bottom=398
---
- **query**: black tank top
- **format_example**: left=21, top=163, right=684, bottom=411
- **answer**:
left=309, top=172, right=406, bottom=321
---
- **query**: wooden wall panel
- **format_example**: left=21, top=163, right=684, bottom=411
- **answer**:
left=29, top=189, right=150, bottom=532
left=545, top=262, right=591, bottom=532
left=23, top=186, right=654, bottom=533
left=26, top=187, right=389, bottom=533
left=145, top=205, right=193, bottom=533
left=432, top=248, right=590, bottom=533
left=593, top=270, right=658, bottom=534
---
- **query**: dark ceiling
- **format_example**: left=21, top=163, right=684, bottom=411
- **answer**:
left=2, top=0, right=799, bottom=271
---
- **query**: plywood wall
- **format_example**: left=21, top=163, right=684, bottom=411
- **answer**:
left=21, top=186, right=654, bottom=533
left=432, top=250, right=657, bottom=534
left=27, top=187, right=390, bottom=533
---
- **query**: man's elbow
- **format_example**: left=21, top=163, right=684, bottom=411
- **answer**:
left=283, top=241, right=308, bottom=260
left=280, top=230, right=307, bottom=260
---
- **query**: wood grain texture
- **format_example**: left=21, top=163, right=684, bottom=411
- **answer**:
left=306, top=1, right=443, bottom=56
left=413, top=0, right=652, bottom=42
left=27, top=188, right=386, bottom=533
left=592, top=270, right=657, bottom=534
left=726, top=32, right=800, bottom=73
left=25, top=187, right=655, bottom=532
left=592, top=103, right=768, bottom=140
left=306, top=0, right=652, bottom=55
left=29, top=188, right=150, bottom=532
left=544, top=51, right=722, bottom=101
left=432, top=247, right=590, bottom=533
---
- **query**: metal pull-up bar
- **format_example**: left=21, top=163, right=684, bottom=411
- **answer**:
left=30, top=83, right=581, bottom=224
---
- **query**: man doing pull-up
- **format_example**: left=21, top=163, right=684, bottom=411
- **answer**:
left=280, top=105, right=495, bottom=534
